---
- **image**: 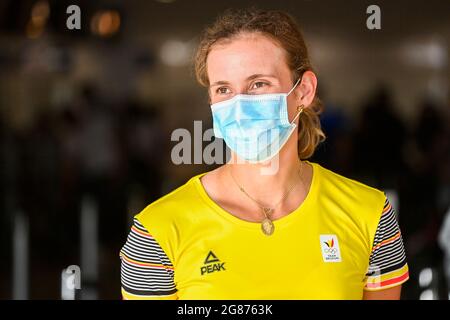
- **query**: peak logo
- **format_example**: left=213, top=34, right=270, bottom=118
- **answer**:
left=200, top=251, right=226, bottom=275
left=320, top=235, right=342, bottom=263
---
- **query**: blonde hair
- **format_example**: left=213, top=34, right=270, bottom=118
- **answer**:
left=194, top=7, right=326, bottom=159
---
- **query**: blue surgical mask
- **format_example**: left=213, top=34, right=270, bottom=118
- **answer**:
left=211, top=78, right=302, bottom=163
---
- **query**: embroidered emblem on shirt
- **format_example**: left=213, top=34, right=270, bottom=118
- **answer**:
left=320, top=234, right=342, bottom=262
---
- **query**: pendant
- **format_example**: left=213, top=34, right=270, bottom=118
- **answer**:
left=261, top=218, right=275, bottom=236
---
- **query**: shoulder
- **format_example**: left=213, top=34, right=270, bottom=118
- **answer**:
left=312, top=162, right=387, bottom=234
left=314, top=162, right=386, bottom=209
left=312, top=162, right=391, bottom=254
left=315, top=162, right=384, bottom=197
left=134, top=172, right=208, bottom=241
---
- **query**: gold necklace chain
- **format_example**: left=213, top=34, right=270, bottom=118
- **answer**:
left=229, top=161, right=304, bottom=236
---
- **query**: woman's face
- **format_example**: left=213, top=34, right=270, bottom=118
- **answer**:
left=206, top=32, right=302, bottom=120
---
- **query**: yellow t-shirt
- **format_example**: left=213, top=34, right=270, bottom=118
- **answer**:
left=120, top=161, right=409, bottom=300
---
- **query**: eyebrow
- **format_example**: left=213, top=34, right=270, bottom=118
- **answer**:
left=209, top=73, right=277, bottom=88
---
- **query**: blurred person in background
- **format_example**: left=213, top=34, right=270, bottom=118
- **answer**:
left=353, top=85, right=407, bottom=189
left=401, top=98, right=450, bottom=298
left=76, top=83, right=126, bottom=250
left=312, top=84, right=354, bottom=176
left=121, top=100, right=167, bottom=209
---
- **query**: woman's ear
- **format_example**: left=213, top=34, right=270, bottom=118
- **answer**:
left=295, top=71, right=317, bottom=108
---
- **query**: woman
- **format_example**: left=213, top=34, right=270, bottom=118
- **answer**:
left=120, top=8, right=409, bottom=300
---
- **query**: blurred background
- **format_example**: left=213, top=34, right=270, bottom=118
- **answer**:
left=0, top=0, right=449, bottom=300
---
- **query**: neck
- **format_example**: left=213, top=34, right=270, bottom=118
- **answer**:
left=225, top=138, right=304, bottom=208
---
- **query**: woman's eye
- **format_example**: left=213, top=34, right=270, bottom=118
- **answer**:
left=251, top=82, right=267, bottom=90
left=216, top=87, right=230, bottom=95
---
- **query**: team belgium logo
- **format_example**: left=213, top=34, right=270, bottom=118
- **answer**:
left=320, top=235, right=342, bottom=263
left=323, top=238, right=337, bottom=254
left=200, top=251, right=226, bottom=275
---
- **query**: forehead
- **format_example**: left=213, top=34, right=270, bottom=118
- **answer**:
left=206, top=33, right=290, bottom=84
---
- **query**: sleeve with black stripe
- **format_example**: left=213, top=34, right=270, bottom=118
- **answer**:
left=363, top=194, right=409, bottom=291
left=120, top=218, right=178, bottom=300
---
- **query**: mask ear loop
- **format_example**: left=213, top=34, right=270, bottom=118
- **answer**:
left=287, top=77, right=303, bottom=125
left=287, top=77, right=302, bottom=96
